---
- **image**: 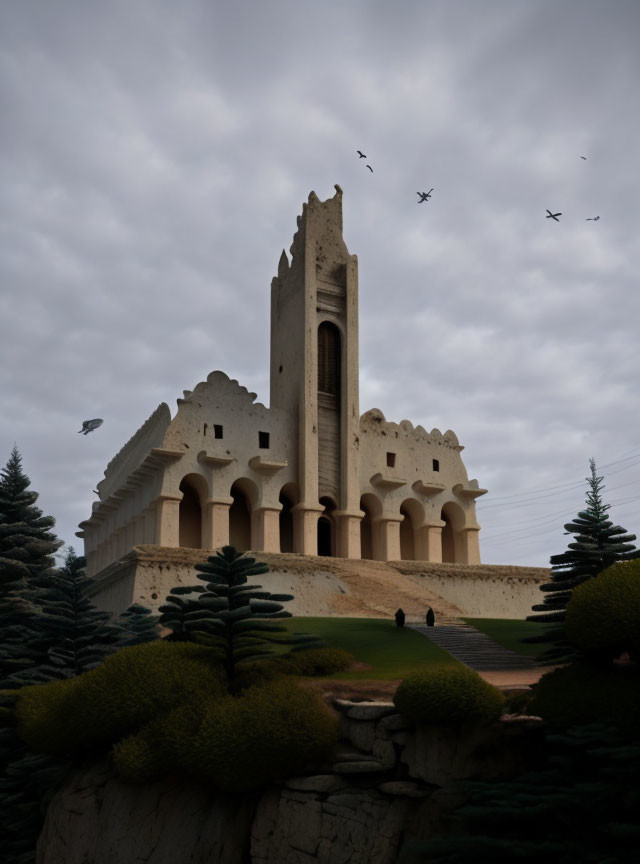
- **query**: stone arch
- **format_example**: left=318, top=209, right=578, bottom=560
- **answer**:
left=360, top=493, right=382, bottom=560
left=440, top=501, right=466, bottom=563
left=400, top=498, right=425, bottom=561
left=279, top=482, right=299, bottom=554
left=230, top=478, right=258, bottom=552
left=318, top=496, right=337, bottom=557
left=179, top=474, right=207, bottom=549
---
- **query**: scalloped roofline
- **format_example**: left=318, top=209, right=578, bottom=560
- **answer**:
left=176, top=369, right=267, bottom=411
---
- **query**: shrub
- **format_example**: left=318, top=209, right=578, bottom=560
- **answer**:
left=564, top=559, right=640, bottom=661
left=114, top=677, right=340, bottom=790
left=15, top=640, right=225, bottom=756
left=393, top=664, right=505, bottom=726
left=267, top=646, right=353, bottom=677
left=528, top=662, right=640, bottom=735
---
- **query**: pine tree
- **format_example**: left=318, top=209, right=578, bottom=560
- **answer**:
left=0, top=446, right=62, bottom=686
left=12, top=547, right=126, bottom=685
left=116, top=602, right=161, bottom=646
left=159, top=546, right=320, bottom=690
left=527, top=459, right=637, bottom=661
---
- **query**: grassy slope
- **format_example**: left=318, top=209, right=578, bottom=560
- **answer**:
left=285, top=616, right=461, bottom=679
left=463, top=618, right=546, bottom=659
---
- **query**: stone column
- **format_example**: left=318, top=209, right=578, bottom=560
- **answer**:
left=423, top=523, right=444, bottom=563
left=154, top=495, right=182, bottom=547
left=458, top=527, right=481, bottom=564
left=334, top=510, right=363, bottom=559
left=375, top=516, right=403, bottom=562
left=203, top=497, right=233, bottom=549
left=291, top=503, right=325, bottom=554
left=251, top=506, right=282, bottom=553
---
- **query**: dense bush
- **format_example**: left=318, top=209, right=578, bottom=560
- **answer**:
left=114, top=676, right=340, bottom=790
left=393, top=665, right=505, bottom=726
left=15, top=640, right=225, bottom=756
left=528, top=662, right=640, bottom=735
left=264, top=645, right=353, bottom=677
left=564, top=559, right=640, bottom=661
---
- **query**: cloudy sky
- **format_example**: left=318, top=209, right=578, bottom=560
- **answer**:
left=2, top=0, right=639, bottom=569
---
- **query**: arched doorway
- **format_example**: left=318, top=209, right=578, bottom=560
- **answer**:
left=279, top=483, right=298, bottom=554
left=318, top=496, right=336, bottom=557
left=230, top=480, right=255, bottom=552
left=441, top=512, right=453, bottom=562
left=360, top=493, right=382, bottom=560
left=440, top=502, right=466, bottom=563
left=400, top=499, right=425, bottom=561
left=179, top=475, right=204, bottom=548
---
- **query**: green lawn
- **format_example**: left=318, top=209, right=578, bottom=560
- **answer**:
left=463, top=618, right=547, bottom=659
left=283, top=617, right=461, bottom=679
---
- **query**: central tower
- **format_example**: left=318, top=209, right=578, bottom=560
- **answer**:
left=270, top=185, right=362, bottom=557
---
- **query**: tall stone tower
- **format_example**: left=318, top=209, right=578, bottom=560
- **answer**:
left=269, top=185, right=362, bottom=557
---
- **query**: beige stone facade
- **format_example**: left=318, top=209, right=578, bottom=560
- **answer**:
left=78, top=186, right=486, bottom=579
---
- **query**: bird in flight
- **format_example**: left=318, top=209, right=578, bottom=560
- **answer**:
left=586, top=216, right=600, bottom=221
left=356, top=150, right=367, bottom=159
left=366, top=164, right=373, bottom=172
left=417, top=189, right=433, bottom=202
left=546, top=210, right=562, bottom=221
left=79, top=418, right=104, bottom=435
left=580, top=156, right=587, bottom=160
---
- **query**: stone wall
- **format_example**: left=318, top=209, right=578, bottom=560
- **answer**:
left=38, top=699, right=542, bottom=864
left=86, top=546, right=548, bottom=620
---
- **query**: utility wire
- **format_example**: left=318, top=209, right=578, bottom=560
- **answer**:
left=476, top=446, right=640, bottom=504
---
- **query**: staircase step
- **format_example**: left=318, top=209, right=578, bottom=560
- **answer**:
left=408, top=623, right=536, bottom=671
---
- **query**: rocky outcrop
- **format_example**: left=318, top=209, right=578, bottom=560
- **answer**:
left=38, top=701, right=542, bottom=864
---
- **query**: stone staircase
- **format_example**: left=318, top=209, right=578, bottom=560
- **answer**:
left=408, top=620, right=536, bottom=671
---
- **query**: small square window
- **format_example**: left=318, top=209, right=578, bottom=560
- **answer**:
left=259, top=431, right=270, bottom=449
left=432, top=459, right=440, bottom=472
left=386, top=452, right=396, bottom=468
left=214, top=424, right=223, bottom=439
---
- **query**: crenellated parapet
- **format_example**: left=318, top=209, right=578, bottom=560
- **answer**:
left=360, top=409, right=463, bottom=451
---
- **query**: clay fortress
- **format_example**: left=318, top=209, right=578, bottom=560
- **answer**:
left=78, top=186, right=547, bottom=619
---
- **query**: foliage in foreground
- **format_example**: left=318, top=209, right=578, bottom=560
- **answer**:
left=14, top=637, right=343, bottom=792
left=113, top=675, right=340, bottom=791
left=393, top=665, right=505, bottom=726
left=527, top=459, right=637, bottom=662
left=15, top=641, right=224, bottom=757
left=400, top=721, right=640, bottom=864
left=564, top=559, right=640, bottom=662
left=159, top=546, right=321, bottom=690
left=528, top=662, right=640, bottom=736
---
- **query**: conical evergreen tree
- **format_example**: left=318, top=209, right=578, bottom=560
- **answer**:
left=159, top=546, right=320, bottom=690
left=0, top=446, right=62, bottom=686
left=116, top=602, right=161, bottom=646
left=527, top=459, right=637, bottom=661
left=11, top=547, right=126, bottom=685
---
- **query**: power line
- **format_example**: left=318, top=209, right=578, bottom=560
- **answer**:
left=475, top=446, right=640, bottom=504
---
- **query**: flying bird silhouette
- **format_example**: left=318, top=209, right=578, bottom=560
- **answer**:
left=586, top=216, right=600, bottom=221
left=356, top=150, right=366, bottom=158
left=79, top=419, right=104, bottom=435
left=546, top=210, right=562, bottom=221
left=580, top=156, right=587, bottom=160
left=366, top=165, right=373, bottom=173
left=417, top=189, right=433, bottom=202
